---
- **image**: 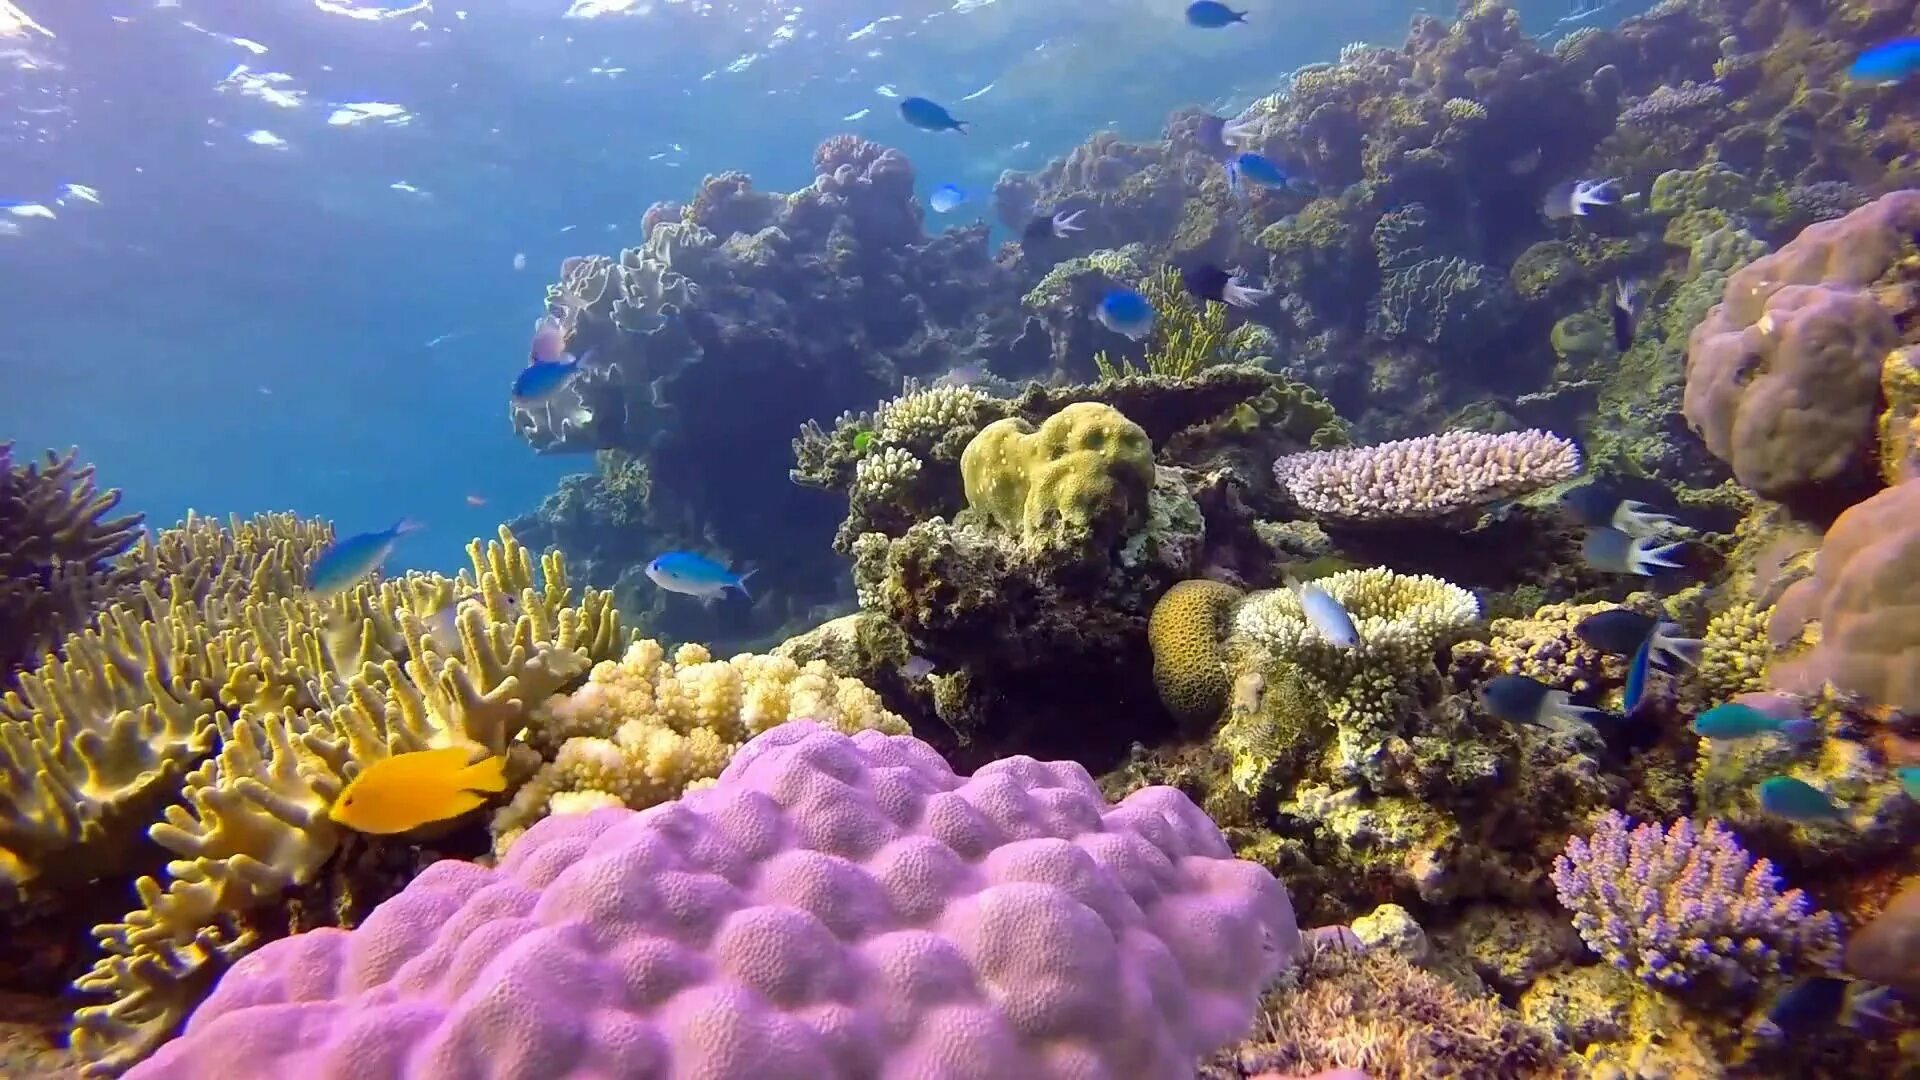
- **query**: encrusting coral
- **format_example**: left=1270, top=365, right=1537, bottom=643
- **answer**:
left=42, top=523, right=624, bottom=1075
left=127, top=723, right=1300, bottom=1080
left=490, top=638, right=908, bottom=854
left=1271, top=430, right=1581, bottom=524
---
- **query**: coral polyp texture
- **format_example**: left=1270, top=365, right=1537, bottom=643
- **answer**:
left=961, top=401, right=1156, bottom=556
left=1270, top=430, right=1581, bottom=523
left=1550, top=811, right=1841, bottom=990
left=1767, top=478, right=1920, bottom=713
left=1683, top=191, right=1920, bottom=502
left=491, top=637, right=909, bottom=853
left=129, top=722, right=1300, bottom=1080
left=1148, top=578, right=1244, bottom=726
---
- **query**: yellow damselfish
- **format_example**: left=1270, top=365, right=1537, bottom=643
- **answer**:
left=328, top=746, right=509, bottom=835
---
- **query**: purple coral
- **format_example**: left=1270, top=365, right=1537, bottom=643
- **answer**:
left=1619, top=81, right=1725, bottom=128
left=129, top=722, right=1298, bottom=1080
left=1550, top=810, right=1840, bottom=989
left=1272, top=429, right=1580, bottom=522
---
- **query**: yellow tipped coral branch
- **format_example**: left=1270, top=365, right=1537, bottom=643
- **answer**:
left=1094, top=267, right=1231, bottom=381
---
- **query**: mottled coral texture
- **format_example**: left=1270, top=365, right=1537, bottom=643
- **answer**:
left=1768, top=479, right=1920, bottom=713
left=130, top=722, right=1298, bottom=1080
left=1550, top=811, right=1839, bottom=990
left=1683, top=191, right=1920, bottom=500
left=1271, top=430, right=1580, bottom=522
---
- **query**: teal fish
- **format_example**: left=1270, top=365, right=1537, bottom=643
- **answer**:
left=1692, top=702, right=1819, bottom=742
left=1897, top=765, right=1920, bottom=799
left=308, top=520, right=422, bottom=596
left=1757, top=776, right=1846, bottom=823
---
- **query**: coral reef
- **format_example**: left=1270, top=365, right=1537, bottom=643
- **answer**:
left=130, top=723, right=1298, bottom=1080
left=1271, top=429, right=1582, bottom=524
left=1551, top=811, right=1841, bottom=991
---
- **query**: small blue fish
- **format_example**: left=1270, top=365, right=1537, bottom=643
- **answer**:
left=1748, top=976, right=1894, bottom=1043
left=1573, top=609, right=1700, bottom=669
left=1296, top=581, right=1359, bottom=649
left=928, top=184, right=967, bottom=213
left=1480, top=674, right=1609, bottom=727
left=1691, top=701, right=1819, bottom=742
left=308, top=520, right=423, bottom=597
left=1622, top=635, right=1654, bottom=716
left=1757, top=775, right=1847, bottom=823
left=1850, top=38, right=1920, bottom=84
left=1226, top=152, right=1288, bottom=195
left=512, top=357, right=581, bottom=405
left=899, top=97, right=967, bottom=134
left=1561, top=481, right=1678, bottom=539
left=646, top=551, right=756, bottom=603
left=1094, top=288, right=1156, bottom=341
left=1897, top=765, right=1920, bottom=799
left=1186, top=1, right=1247, bottom=27
left=1544, top=177, right=1622, bottom=219
left=1582, top=527, right=1685, bottom=576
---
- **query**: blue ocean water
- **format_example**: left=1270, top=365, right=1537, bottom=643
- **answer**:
left=0, top=0, right=1625, bottom=574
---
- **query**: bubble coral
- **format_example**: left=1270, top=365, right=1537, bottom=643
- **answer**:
left=1767, top=479, right=1920, bottom=713
left=493, top=639, right=907, bottom=854
left=1550, top=810, right=1841, bottom=990
left=1271, top=430, right=1581, bottom=524
left=960, top=402, right=1156, bottom=557
left=1148, top=579, right=1245, bottom=726
left=129, top=722, right=1301, bottom=1080
left=1683, top=190, right=1920, bottom=501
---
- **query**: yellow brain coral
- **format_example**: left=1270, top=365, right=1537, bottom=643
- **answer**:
left=960, top=401, right=1155, bottom=555
left=491, top=638, right=909, bottom=855
left=1147, top=579, right=1245, bottom=726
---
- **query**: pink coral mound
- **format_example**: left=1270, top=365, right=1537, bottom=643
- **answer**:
left=129, top=722, right=1298, bottom=1080
left=1271, top=429, right=1580, bottom=522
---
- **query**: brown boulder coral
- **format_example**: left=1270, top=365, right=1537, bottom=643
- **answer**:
left=1682, top=190, right=1920, bottom=503
left=1767, top=479, right=1920, bottom=714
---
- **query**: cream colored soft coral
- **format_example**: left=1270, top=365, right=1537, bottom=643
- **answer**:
left=495, top=639, right=908, bottom=854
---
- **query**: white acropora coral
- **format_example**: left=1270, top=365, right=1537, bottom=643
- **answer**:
left=872, top=382, right=987, bottom=459
left=1272, top=429, right=1581, bottom=522
left=852, top=446, right=923, bottom=504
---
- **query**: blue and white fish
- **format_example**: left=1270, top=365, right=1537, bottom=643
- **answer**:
left=1849, top=38, right=1920, bottom=84
left=646, top=551, right=757, bottom=603
left=1186, top=1, right=1247, bottom=28
left=308, top=520, right=423, bottom=597
left=57, top=184, right=101, bottom=206
left=1094, top=288, right=1156, bottom=341
left=1225, top=152, right=1289, bottom=195
left=1022, top=209, right=1087, bottom=243
left=1561, top=481, right=1678, bottom=539
left=2, top=201, right=55, bottom=220
left=928, top=184, right=967, bottom=213
left=899, top=96, right=967, bottom=134
left=1543, top=177, right=1622, bottom=219
left=1573, top=608, right=1700, bottom=669
left=1480, top=674, right=1610, bottom=727
left=1296, top=580, right=1359, bottom=649
left=1582, top=527, right=1685, bottom=576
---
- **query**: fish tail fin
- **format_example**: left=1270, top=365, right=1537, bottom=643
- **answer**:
left=952, top=120, right=969, bottom=134
left=733, top=568, right=758, bottom=602
left=1651, top=626, right=1702, bottom=669
left=1616, top=499, right=1678, bottom=537
left=1629, top=538, right=1686, bottom=574
left=1232, top=7, right=1248, bottom=19
left=456, top=753, right=509, bottom=794
left=393, top=518, right=426, bottom=537
left=1226, top=160, right=1241, bottom=196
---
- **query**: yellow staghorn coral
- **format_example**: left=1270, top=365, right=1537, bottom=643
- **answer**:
left=1223, top=568, right=1479, bottom=794
left=1449, top=600, right=1633, bottom=699
left=492, top=639, right=909, bottom=856
left=1093, top=266, right=1230, bottom=381
left=62, top=524, right=623, bottom=1075
left=1690, top=600, right=1773, bottom=706
left=1147, top=579, right=1243, bottom=726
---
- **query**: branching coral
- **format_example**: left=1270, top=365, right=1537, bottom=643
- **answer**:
left=1690, top=600, right=1772, bottom=706
left=1272, top=430, right=1581, bottom=524
left=490, top=639, right=907, bottom=854
left=0, top=444, right=145, bottom=681
left=1550, top=810, right=1841, bottom=990
left=1094, top=266, right=1231, bottom=381
left=1450, top=600, right=1633, bottom=700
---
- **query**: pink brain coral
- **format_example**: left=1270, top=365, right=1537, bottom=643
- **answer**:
left=1683, top=190, right=1920, bottom=499
left=128, top=722, right=1298, bottom=1080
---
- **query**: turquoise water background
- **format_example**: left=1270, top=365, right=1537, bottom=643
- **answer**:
left=0, top=0, right=1622, bottom=572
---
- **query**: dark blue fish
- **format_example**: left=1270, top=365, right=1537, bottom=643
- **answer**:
left=1021, top=208, right=1087, bottom=243
left=1622, top=635, right=1653, bottom=716
left=1226, top=152, right=1288, bottom=195
left=1574, top=609, right=1701, bottom=669
left=1561, top=482, right=1678, bottom=538
left=1612, top=278, right=1642, bottom=352
left=1582, top=527, right=1685, bottom=576
left=1850, top=38, right=1920, bottom=84
left=1749, top=976, right=1894, bottom=1042
left=1480, top=674, right=1609, bottom=727
left=309, top=520, right=423, bottom=596
left=1181, top=264, right=1271, bottom=309
left=512, top=357, right=581, bottom=405
left=1186, top=1, right=1247, bottom=27
left=899, top=96, right=968, bottom=134
left=1095, top=288, right=1156, bottom=341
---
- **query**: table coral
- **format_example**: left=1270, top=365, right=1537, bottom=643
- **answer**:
left=59, top=525, right=624, bottom=1075
left=1550, top=810, right=1841, bottom=991
left=491, top=638, right=908, bottom=854
left=960, top=401, right=1156, bottom=558
left=1148, top=579, right=1244, bottom=727
left=1683, top=190, right=1920, bottom=503
left=1766, top=479, right=1920, bottom=714
left=0, top=444, right=145, bottom=683
left=129, top=722, right=1299, bottom=1080
left=1271, top=430, right=1581, bottom=524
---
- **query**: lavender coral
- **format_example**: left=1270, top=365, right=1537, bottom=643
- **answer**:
left=1550, top=811, right=1840, bottom=990
left=1271, top=430, right=1581, bottom=523
left=130, top=722, right=1299, bottom=1080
